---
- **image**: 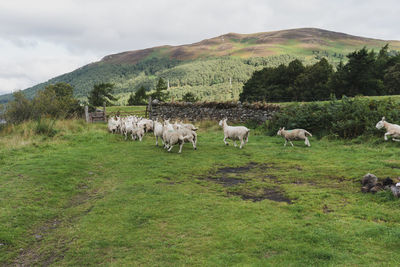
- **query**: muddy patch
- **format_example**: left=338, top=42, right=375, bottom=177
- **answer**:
left=202, top=162, right=293, bottom=203
left=231, top=188, right=292, bottom=203
left=216, top=162, right=259, bottom=174
left=207, top=176, right=246, bottom=187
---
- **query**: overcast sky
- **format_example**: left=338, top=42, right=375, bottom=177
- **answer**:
left=1, top=0, right=400, bottom=95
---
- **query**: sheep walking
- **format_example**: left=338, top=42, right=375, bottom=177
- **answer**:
left=132, top=122, right=145, bottom=141
left=153, top=120, right=164, bottom=146
left=163, top=130, right=185, bottom=153
left=107, top=116, right=119, bottom=133
left=277, top=127, right=312, bottom=147
left=174, top=122, right=197, bottom=150
left=218, top=118, right=249, bottom=149
left=376, top=117, right=400, bottom=142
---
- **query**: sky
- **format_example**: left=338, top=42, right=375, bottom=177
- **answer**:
left=1, top=0, right=400, bottom=95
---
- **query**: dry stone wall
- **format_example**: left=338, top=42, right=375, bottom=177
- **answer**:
left=149, top=102, right=280, bottom=123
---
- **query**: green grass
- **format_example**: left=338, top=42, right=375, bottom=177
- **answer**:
left=1, top=120, right=400, bottom=266
left=105, top=105, right=147, bottom=117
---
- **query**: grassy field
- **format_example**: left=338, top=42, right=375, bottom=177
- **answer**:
left=1, top=120, right=400, bottom=266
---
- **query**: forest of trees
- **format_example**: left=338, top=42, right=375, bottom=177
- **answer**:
left=240, top=45, right=400, bottom=102
left=1, top=55, right=306, bottom=104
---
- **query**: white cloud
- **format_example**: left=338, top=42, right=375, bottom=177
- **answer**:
left=0, top=38, right=98, bottom=95
left=0, top=0, right=400, bottom=95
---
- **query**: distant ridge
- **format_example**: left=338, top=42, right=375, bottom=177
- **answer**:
left=100, top=28, right=399, bottom=64
left=1, top=28, right=399, bottom=103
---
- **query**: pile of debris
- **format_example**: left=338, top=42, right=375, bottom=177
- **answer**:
left=361, top=173, right=400, bottom=197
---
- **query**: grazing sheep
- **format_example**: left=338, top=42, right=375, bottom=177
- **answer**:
left=375, top=117, right=400, bottom=142
left=277, top=127, right=312, bottom=147
left=218, top=118, right=249, bottom=149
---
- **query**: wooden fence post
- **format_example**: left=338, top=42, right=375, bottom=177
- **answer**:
left=103, top=102, right=106, bottom=121
left=147, top=96, right=152, bottom=119
left=84, top=106, right=90, bottom=123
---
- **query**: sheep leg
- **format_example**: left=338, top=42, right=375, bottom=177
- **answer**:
left=191, top=138, right=196, bottom=150
left=168, top=145, right=173, bottom=152
left=178, top=142, right=183, bottom=153
left=392, top=138, right=400, bottom=142
left=156, top=136, right=158, bottom=146
left=124, top=132, right=128, bottom=140
left=384, top=133, right=390, bottom=141
left=240, top=139, right=245, bottom=149
left=305, top=137, right=310, bottom=147
left=284, top=139, right=287, bottom=147
left=223, top=137, right=229, bottom=146
left=233, top=141, right=237, bottom=147
left=289, top=140, right=294, bottom=147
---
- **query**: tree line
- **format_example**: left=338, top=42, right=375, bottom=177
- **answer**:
left=240, top=45, right=400, bottom=102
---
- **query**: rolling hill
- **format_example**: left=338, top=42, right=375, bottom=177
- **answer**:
left=1, top=28, right=400, bottom=103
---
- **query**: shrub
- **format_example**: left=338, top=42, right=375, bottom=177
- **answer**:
left=35, top=117, right=57, bottom=137
left=4, top=83, right=83, bottom=124
left=266, top=97, right=400, bottom=138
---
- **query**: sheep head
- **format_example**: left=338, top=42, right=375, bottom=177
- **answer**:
left=376, top=117, right=386, bottom=129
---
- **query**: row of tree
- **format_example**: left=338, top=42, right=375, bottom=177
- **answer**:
left=127, top=78, right=198, bottom=105
left=240, top=45, right=400, bottom=102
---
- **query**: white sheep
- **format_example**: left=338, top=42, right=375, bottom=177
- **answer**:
left=107, top=116, right=119, bottom=133
left=218, top=118, right=249, bottom=149
left=153, top=120, right=164, bottom=146
left=163, top=129, right=185, bottom=153
left=376, top=117, right=400, bottom=142
left=277, top=127, right=312, bottom=147
left=132, top=122, right=145, bottom=141
left=174, top=122, right=197, bottom=150
left=123, top=121, right=135, bottom=140
left=138, top=119, right=154, bottom=132
left=162, top=120, right=174, bottom=149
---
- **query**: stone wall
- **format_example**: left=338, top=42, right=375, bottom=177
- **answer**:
left=149, top=102, right=280, bottom=123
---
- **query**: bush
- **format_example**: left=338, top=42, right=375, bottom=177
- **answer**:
left=35, top=117, right=57, bottom=137
left=4, top=83, right=83, bottom=124
left=266, top=97, right=400, bottom=138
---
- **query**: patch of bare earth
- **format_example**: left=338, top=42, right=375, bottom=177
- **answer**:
left=202, top=162, right=293, bottom=204
left=230, top=188, right=292, bottom=203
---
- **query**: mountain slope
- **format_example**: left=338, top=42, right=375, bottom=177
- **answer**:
left=1, top=28, right=399, bottom=103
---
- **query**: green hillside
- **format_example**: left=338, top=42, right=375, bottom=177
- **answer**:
left=2, top=28, right=400, bottom=103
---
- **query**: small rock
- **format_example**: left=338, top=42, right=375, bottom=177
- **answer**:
left=370, top=186, right=380, bottom=194
left=382, top=177, right=394, bottom=186
left=391, top=185, right=400, bottom=198
left=0, top=243, right=4, bottom=246
left=88, top=172, right=94, bottom=175
left=361, top=186, right=370, bottom=193
left=362, top=173, right=378, bottom=187
left=34, top=234, right=42, bottom=240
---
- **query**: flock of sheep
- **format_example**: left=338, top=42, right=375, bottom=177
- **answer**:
left=107, top=115, right=252, bottom=153
left=108, top=115, right=199, bottom=153
left=107, top=115, right=400, bottom=153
